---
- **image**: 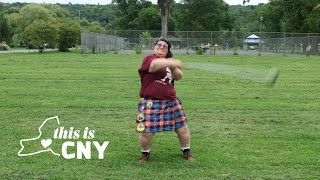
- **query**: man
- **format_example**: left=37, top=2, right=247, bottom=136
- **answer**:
left=136, top=37, right=195, bottom=163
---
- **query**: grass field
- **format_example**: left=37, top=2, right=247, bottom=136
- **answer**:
left=0, top=51, right=319, bottom=179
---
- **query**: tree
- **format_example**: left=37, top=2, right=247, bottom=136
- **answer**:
left=59, top=3, right=119, bottom=27
left=0, top=2, right=3, bottom=12
left=17, top=4, right=54, bottom=33
left=24, top=20, right=58, bottom=52
left=57, top=18, right=81, bottom=52
left=42, top=4, right=69, bottom=18
left=6, top=7, right=20, bottom=14
left=110, top=0, right=153, bottom=30
left=175, top=0, right=233, bottom=31
left=259, top=0, right=319, bottom=33
left=281, top=0, right=319, bottom=33
left=131, top=6, right=161, bottom=30
left=258, top=0, right=284, bottom=32
left=257, top=0, right=319, bottom=53
left=158, top=0, right=174, bottom=38
left=6, top=12, right=23, bottom=46
left=0, top=13, right=12, bottom=44
left=228, top=5, right=261, bottom=32
left=7, top=4, right=55, bottom=47
left=308, top=3, right=320, bottom=32
left=140, top=31, right=152, bottom=47
left=1, top=2, right=12, bottom=44
left=80, top=19, right=104, bottom=31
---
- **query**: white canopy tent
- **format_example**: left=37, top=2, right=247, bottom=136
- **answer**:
left=243, top=34, right=263, bottom=50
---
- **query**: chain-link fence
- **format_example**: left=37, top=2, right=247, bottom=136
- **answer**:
left=81, top=30, right=320, bottom=56
left=81, top=31, right=126, bottom=54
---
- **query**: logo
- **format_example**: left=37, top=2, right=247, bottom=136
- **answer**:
left=18, top=116, right=109, bottom=159
left=161, top=67, right=173, bottom=84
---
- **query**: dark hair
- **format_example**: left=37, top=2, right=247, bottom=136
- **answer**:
left=155, top=37, right=172, bottom=58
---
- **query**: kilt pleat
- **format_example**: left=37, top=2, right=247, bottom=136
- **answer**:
left=136, top=98, right=187, bottom=132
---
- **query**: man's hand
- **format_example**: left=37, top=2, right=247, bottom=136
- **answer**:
left=169, top=59, right=182, bottom=71
left=168, top=59, right=183, bottom=80
left=171, top=67, right=183, bottom=80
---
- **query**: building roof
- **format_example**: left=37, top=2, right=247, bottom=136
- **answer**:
left=243, top=34, right=263, bottom=44
left=246, top=34, right=260, bottom=39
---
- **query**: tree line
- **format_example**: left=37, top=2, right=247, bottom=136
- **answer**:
left=0, top=0, right=319, bottom=52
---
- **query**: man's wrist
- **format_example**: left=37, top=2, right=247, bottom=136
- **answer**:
left=169, top=60, right=175, bottom=69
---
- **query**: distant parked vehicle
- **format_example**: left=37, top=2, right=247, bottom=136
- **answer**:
left=249, top=46, right=256, bottom=50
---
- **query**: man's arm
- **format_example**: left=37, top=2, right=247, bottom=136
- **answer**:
left=149, top=58, right=173, bottom=72
left=171, top=67, right=183, bottom=81
left=149, top=58, right=183, bottom=80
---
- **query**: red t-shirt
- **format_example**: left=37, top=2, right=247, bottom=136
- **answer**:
left=138, top=54, right=177, bottom=100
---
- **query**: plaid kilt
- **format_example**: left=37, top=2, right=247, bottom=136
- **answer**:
left=136, top=98, right=187, bottom=132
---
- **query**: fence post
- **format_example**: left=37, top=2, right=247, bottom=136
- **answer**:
left=283, top=31, right=286, bottom=55
left=233, top=31, right=237, bottom=55
left=283, top=22, right=286, bottom=56
left=187, top=31, right=189, bottom=50
left=307, top=33, right=310, bottom=56
left=259, top=16, right=263, bottom=56
left=210, top=31, right=213, bottom=47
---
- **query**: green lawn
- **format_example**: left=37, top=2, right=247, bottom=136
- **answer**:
left=1, top=51, right=319, bottom=179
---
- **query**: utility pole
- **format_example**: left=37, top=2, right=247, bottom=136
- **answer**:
left=283, top=21, right=286, bottom=55
left=259, top=16, right=263, bottom=56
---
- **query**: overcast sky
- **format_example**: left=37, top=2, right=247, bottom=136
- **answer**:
left=1, top=0, right=269, bottom=6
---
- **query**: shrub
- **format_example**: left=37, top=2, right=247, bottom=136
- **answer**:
left=91, top=45, right=96, bottom=54
left=0, top=42, right=10, bottom=51
left=135, top=46, right=142, bottom=54
left=195, top=46, right=204, bottom=55
left=140, top=31, right=152, bottom=48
